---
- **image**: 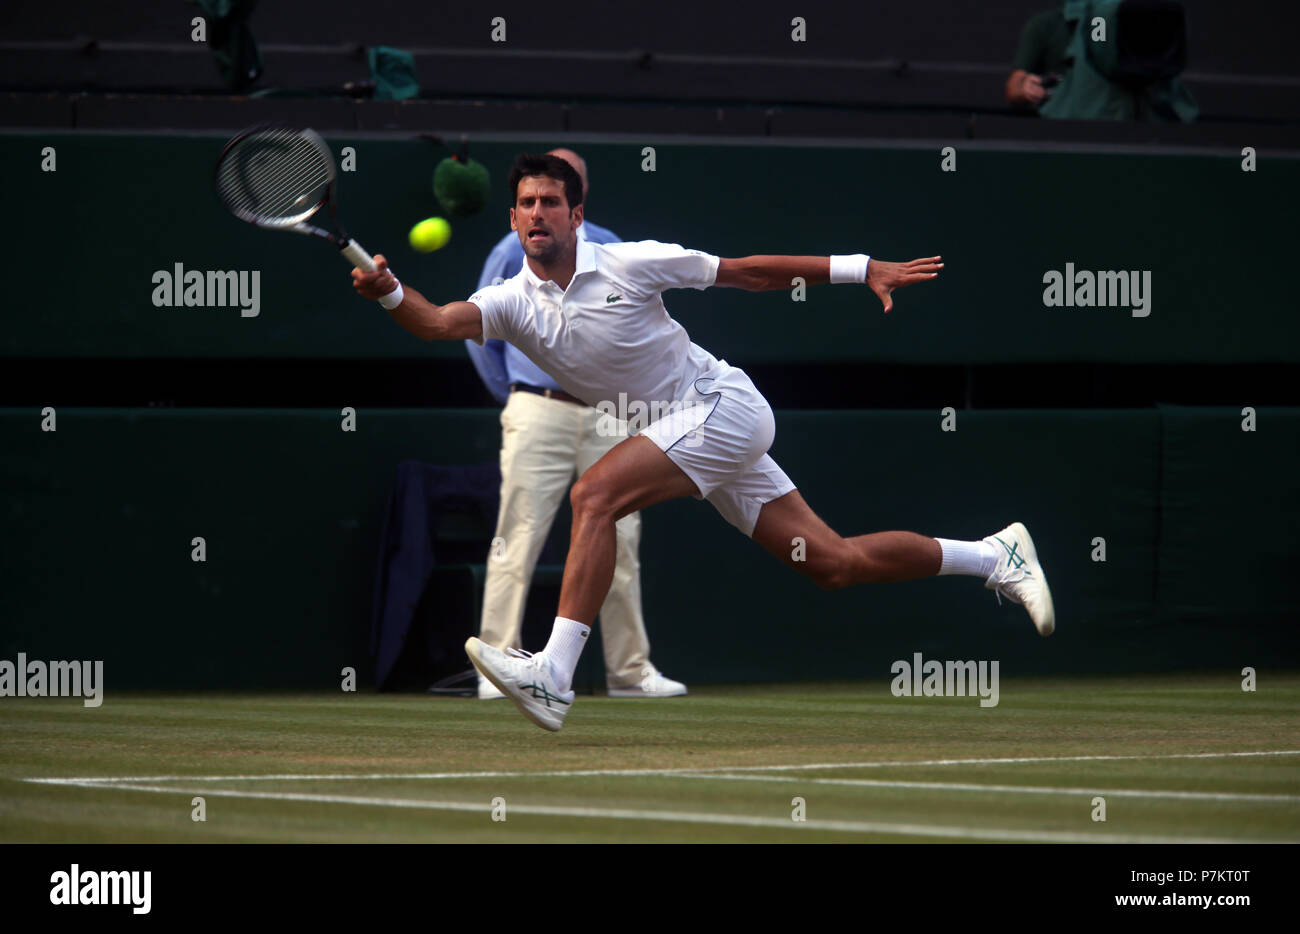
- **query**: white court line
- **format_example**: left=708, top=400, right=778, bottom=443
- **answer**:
left=34, top=779, right=1276, bottom=844
left=716, top=749, right=1300, bottom=773
left=678, top=773, right=1300, bottom=803
left=25, top=769, right=680, bottom=785
left=25, top=748, right=1300, bottom=786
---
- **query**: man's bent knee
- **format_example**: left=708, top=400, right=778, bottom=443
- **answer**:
left=570, top=475, right=618, bottom=522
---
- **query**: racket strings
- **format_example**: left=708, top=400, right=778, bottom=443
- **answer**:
left=217, top=130, right=333, bottom=224
left=243, top=145, right=330, bottom=216
left=221, top=144, right=329, bottom=217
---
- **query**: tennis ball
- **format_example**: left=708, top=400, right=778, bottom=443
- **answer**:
left=409, top=217, right=451, bottom=252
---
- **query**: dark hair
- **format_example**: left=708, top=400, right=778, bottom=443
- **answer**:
left=507, top=153, right=583, bottom=210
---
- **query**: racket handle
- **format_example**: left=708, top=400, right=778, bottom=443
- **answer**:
left=340, top=239, right=377, bottom=271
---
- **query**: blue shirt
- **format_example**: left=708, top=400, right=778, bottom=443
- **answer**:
left=465, top=220, right=622, bottom=404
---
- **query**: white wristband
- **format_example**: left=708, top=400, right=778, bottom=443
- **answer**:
left=829, top=254, right=870, bottom=284
left=377, top=281, right=404, bottom=310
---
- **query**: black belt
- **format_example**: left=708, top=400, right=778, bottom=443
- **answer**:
left=509, top=383, right=585, bottom=406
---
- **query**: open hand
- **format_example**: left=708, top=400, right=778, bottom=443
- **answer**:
left=867, top=255, right=943, bottom=313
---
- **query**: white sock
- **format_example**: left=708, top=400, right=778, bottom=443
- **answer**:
left=936, top=538, right=998, bottom=578
left=540, top=617, right=591, bottom=692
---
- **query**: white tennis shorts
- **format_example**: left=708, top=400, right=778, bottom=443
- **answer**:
left=637, top=363, right=796, bottom=536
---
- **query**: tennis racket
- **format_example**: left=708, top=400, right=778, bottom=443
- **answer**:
left=214, top=124, right=376, bottom=271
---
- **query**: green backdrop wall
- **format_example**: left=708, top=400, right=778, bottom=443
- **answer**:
left=2, top=407, right=1295, bottom=689
left=2, top=132, right=1296, bottom=365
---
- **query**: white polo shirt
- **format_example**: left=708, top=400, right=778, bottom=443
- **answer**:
left=468, top=238, right=723, bottom=411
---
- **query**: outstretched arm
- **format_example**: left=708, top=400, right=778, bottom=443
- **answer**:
left=351, top=254, right=483, bottom=341
left=715, top=254, right=943, bottom=313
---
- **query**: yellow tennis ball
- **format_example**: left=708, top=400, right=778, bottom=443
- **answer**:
left=409, top=217, right=451, bottom=252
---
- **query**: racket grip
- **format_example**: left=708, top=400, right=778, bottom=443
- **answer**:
left=340, top=239, right=377, bottom=271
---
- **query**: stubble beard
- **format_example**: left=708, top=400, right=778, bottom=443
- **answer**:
left=524, top=232, right=573, bottom=266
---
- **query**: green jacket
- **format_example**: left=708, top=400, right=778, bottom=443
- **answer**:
left=1038, top=0, right=1198, bottom=122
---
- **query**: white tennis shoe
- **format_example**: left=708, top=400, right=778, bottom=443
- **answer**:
left=983, top=522, right=1055, bottom=636
left=465, top=637, right=574, bottom=731
left=608, top=665, right=688, bottom=698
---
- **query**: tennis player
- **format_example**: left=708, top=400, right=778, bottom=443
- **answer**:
left=353, top=153, right=1054, bottom=731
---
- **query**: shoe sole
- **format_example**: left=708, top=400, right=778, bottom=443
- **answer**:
left=1010, top=522, right=1055, bottom=637
left=607, top=688, right=688, bottom=698
left=464, top=637, right=564, bottom=732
